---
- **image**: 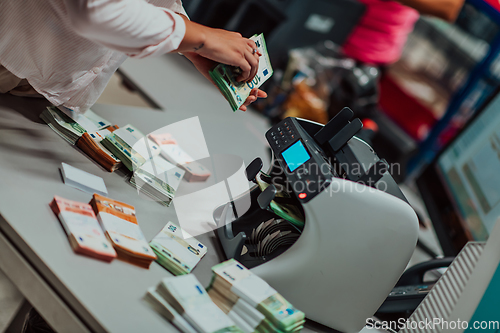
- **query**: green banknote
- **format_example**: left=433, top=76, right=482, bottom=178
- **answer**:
left=255, top=172, right=305, bottom=228
left=209, top=33, right=273, bottom=111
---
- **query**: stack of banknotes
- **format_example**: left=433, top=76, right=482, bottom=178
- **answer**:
left=152, top=274, right=244, bottom=333
left=49, top=196, right=117, bottom=262
left=102, top=124, right=185, bottom=205
left=41, top=107, right=186, bottom=204
left=130, top=154, right=185, bottom=206
left=41, top=106, right=123, bottom=172
left=149, top=133, right=211, bottom=182
left=101, top=124, right=160, bottom=171
left=76, top=126, right=122, bottom=172
left=90, top=194, right=157, bottom=268
left=208, top=259, right=305, bottom=332
left=145, top=288, right=197, bottom=333
left=209, top=33, right=273, bottom=111
left=40, top=106, right=87, bottom=144
left=150, top=221, right=207, bottom=275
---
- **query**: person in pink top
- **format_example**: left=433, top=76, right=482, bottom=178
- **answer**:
left=343, top=0, right=419, bottom=65
left=327, top=0, right=464, bottom=120
left=343, top=0, right=464, bottom=66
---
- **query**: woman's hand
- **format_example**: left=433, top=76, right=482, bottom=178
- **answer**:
left=175, top=16, right=261, bottom=83
left=184, top=52, right=267, bottom=111
left=239, top=88, right=267, bottom=112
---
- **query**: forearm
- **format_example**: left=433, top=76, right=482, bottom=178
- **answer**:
left=64, top=0, right=186, bottom=57
left=173, top=15, right=208, bottom=53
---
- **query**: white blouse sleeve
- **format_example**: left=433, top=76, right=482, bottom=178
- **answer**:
left=64, top=0, right=186, bottom=58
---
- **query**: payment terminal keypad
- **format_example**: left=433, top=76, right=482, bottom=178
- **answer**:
left=266, top=118, right=333, bottom=203
left=269, top=121, right=297, bottom=149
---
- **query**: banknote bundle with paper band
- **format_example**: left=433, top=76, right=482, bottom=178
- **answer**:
left=102, top=125, right=185, bottom=205
left=208, top=288, right=278, bottom=333
left=208, top=259, right=305, bottom=332
left=89, top=194, right=156, bottom=268
left=144, top=288, right=198, bottom=333
left=130, top=155, right=185, bottom=206
left=148, top=133, right=211, bottom=182
left=101, top=124, right=161, bottom=172
left=41, top=106, right=124, bottom=172
left=154, top=275, right=244, bottom=333
left=49, top=196, right=116, bottom=262
left=40, top=106, right=87, bottom=144
left=209, top=33, right=273, bottom=111
left=150, top=221, right=207, bottom=275
left=76, top=126, right=122, bottom=172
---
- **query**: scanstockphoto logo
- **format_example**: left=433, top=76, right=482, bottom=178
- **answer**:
left=366, top=317, right=500, bottom=331
left=130, top=116, right=252, bottom=238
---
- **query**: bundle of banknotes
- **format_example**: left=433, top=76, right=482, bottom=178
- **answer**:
left=247, top=218, right=301, bottom=257
left=209, top=33, right=273, bottom=111
left=101, top=124, right=160, bottom=171
left=90, top=194, right=157, bottom=268
left=49, top=196, right=117, bottom=262
left=150, top=221, right=207, bottom=275
left=102, top=125, right=185, bottom=205
left=41, top=106, right=123, bottom=172
left=152, top=274, right=244, bottom=333
left=145, top=288, right=198, bottom=333
left=130, top=154, right=185, bottom=206
left=42, top=106, right=186, bottom=204
left=76, top=126, right=122, bottom=172
left=40, top=106, right=87, bottom=144
left=149, top=133, right=211, bottom=182
left=208, top=259, right=305, bottom=332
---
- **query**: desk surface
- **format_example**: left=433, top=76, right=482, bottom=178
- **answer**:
left=0, top=59, right=273, bottom=333
left=0, top=54, right=383, bottom=333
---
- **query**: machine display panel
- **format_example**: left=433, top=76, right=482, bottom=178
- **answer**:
left=282, top=140, right=311, bottom=172
left=437, top=92, right=500, bottom=240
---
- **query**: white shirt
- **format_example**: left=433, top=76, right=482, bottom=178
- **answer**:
left=0, top=0, right=187, bottom=113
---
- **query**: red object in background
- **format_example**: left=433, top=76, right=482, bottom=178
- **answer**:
left=378, top=74, right=438, bottom=141
left=362, top=118, right=379, bottom=132
left=484, top=0, right=500, bottom=13
left=298, top=193, right=307, bottom=199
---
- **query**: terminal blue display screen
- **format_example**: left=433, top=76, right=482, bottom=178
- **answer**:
left=282, top=140, right=310, bottom=172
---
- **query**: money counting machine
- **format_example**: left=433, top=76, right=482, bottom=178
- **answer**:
left=214, top=107, right=419, bottom=332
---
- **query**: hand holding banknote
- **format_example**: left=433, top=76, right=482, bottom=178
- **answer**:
left=184, top=52, right=267, bottom=111
left=174, top=14, right=267, bottom=111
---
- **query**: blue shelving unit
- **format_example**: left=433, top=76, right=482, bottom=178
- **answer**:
left=407, top=0, right=500, bottom=177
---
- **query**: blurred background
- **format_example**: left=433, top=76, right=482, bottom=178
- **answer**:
left=178, top=0, right=500, bottom=183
